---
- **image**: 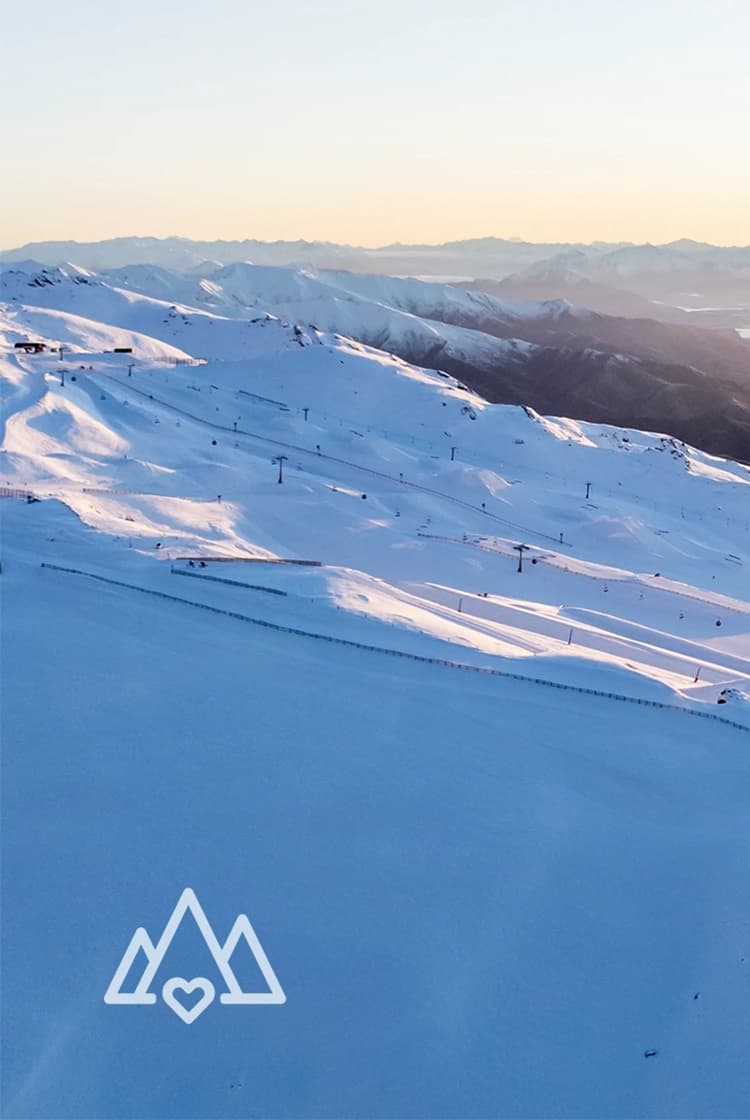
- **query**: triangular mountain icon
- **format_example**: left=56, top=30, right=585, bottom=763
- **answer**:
left=104, top=888, right=286, bottom=1013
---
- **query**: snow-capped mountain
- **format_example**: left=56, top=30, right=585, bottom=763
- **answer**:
left=3, top=261, right=749, bottom=462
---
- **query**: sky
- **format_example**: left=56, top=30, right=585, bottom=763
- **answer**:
left=3, top=0, right=749, bottom=249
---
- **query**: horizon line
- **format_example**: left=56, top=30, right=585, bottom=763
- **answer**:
left=3, top=233, right=750, bottom=254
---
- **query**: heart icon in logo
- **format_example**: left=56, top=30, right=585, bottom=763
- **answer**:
left=162, top=977, right=215, bottom=1024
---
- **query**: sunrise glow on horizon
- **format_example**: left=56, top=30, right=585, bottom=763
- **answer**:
left=4, top=0, right=749, bottom=249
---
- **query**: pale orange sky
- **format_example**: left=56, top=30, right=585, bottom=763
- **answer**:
left=3, top=0, right=749, bottom=249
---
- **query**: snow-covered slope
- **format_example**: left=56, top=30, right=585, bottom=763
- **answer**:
left=2, top=284, right=750, bottom=1118
left=1, top=260, right=537, bottom=371
left=5, top=501, right=750, bottom=1119
left=4, top=260, right=749, bottom=464
left=3, top=301, right=749, bottom=703
left=204, top=262, right=575, bottom=326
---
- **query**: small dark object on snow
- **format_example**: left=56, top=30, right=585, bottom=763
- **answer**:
left=716, top=619, right=722, bottom=627
left=361, top=493, right=367, bottom=500
left=212, top=439, right=217, bottom=446
left=200, top=561, right=207, bottom=568
left=155, top=542, right=162, bottom=549
left=14, top=341, right=45, bottom=353
left=644, top=1049, right=658, bottom=1058
left=694, top=992, right=700, bottom=1000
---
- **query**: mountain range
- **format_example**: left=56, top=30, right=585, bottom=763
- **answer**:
left=2, top=235, right=748, bottom=322
left=2, top=257, right=748, bottom=461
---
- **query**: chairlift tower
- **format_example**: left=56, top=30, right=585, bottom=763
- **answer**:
left=274, top=455, right=288, bottom=484
left=514, top=543, right=530, bottom=573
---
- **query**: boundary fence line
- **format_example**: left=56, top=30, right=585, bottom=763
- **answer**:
left=172, top=557, right=321, bottom=566
left=0, top=487, right=35, bottom=499
left=39, top=562, right=749, bottom=735
left=81, top=487, right=215, bottom=501
left=170, top=568, right=287, bottom=596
